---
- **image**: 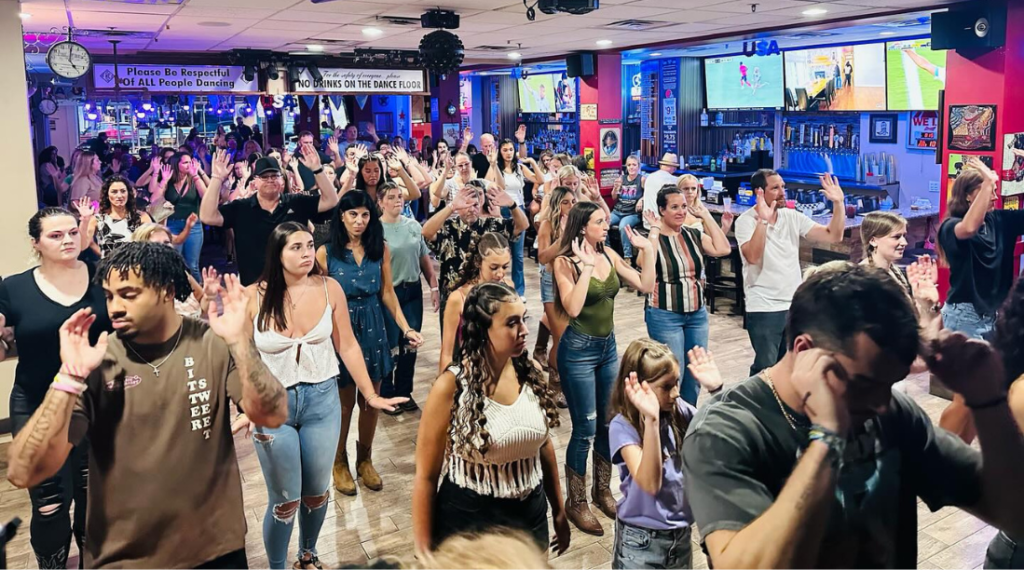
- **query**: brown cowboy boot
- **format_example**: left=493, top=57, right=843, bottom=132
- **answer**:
left=549, top=366, right=567, bottom=409
left=564, top=465, right=603, bottom=536
left=533, top=322, right=551, bottom=371
left=356, top=441, right=383, bottom=491
left=333, top=445, right=357, bottom=496
left=592, top=454, right=618, bottom=519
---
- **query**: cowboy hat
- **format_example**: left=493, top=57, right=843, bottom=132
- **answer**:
left=658, top=153, right=680, bottom=168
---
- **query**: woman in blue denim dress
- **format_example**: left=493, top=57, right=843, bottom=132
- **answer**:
left=316, top=191, right=423, bottom=497
left=937, top=158, right=1024, bottom=443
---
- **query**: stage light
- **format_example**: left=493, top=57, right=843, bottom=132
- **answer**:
left=307, top=63, right=323, bottom=83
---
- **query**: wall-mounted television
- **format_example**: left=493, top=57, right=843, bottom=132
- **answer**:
left=784, top=43, right=886, bottom=111
left=704, top=53, right=784, bottom=109
left=885, top=39, right=946, bottom=111
left=518, top=73, right=576, bottom=113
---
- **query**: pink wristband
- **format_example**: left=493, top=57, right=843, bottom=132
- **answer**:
left=51, top=381, right=86, bottom=396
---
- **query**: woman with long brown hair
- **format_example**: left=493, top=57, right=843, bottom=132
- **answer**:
left=937, top=156, right=1024, bottom=442
left=69, top=149, right=103, bottom=203
left=78, top=176, right=155, bottom=257
left=413, top=282, right=569, bottom=556
left=153, top=151, right=207, bottom=281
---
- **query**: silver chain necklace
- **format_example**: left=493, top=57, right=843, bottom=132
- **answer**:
left=125, top=325, right=183, bottom=378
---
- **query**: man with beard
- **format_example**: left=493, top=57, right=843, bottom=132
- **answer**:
left=735, top=169, right=845, bottom=376
left=7, top=243, right=288, bottom=568
left=200, top=147, right=339, bottom=285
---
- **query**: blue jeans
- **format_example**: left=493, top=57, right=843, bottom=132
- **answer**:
left=746, top=310, right=788, bottom=377
left=941, top=302, right=996, bottom=341
left=502, top=206, right=526, bottom=297
left=558, top=326, right=618, bottom=474
left=645, top=306, right=709, bottom=405
left=382, top=281, right=423, bottom=399
left=252, top=378, right=342, bottom=568
left=166, top=217, right=203, bottom=281
left=609, top=211, right=641, bottom=260
left=612, top=519, right=692, bottom=570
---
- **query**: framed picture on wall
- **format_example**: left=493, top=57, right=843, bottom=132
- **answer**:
left=869, top=114, right=898, bottom=144
left=374, top=112, right=394, bottom=136
left=907, top=111, right=939, bottom=149
left=599, top=127, right=621, bottom=162
left=948, top=104, right=997, bottom=151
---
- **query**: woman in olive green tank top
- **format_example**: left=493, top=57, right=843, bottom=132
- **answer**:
left=552, top=201, right=656, bottom=536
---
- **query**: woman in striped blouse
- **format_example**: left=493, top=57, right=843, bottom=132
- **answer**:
left=641, top=184, right=732, bottom=405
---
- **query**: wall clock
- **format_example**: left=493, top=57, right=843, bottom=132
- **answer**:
left=47, top=40, right=92, bottom=80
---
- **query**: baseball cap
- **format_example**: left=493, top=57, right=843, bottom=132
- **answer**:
left=253, top=156, right=281, bottom=176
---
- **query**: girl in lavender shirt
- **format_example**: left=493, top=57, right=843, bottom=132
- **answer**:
left=608, top=340, right=723, bottom=569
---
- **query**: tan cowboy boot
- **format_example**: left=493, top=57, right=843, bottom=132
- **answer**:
left=333, top=445, right=357, bottom=496
left=565, top=465, right=603, bottom=536
left=592, top=454, right=618, bottom=519
left=356, top=441, right=383, bottom=491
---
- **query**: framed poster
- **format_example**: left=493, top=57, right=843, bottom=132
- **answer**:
left=869, top=114, right=898, bottom=144
left=908, top=111, right=939, bottom=149
left=599, top=127, right=621, bottom=163
left=1002, top=133, right=1024, bottom=197
left=374, top=112, right=394, bottom=135
left=948, top=104, right=997, bottom=151
left=580, top=103, right=597, bottom=121
left=583, top=147, right=595, bottom=172
left=442, top=123, right=460, bottom=146
left=948, top=153, right=993, bottom=178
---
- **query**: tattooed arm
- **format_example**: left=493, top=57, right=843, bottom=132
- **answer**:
left=9, top=309, right=108, bottom=489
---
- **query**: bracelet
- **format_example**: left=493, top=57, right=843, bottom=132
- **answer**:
left=52, top=373, right=87, bottom=395
left=583, top=263, right=595, bottom=268
left=708, top=384, right=724, bottom=395
left=312, top=167, right=324, bottom=175
left=808, top=424, right=846, bottom=468
left=966, top=396, right=1007, bottom=410
left=430, top=286, right=439, bottom=292
left=366, top=393, right=380, bottom=404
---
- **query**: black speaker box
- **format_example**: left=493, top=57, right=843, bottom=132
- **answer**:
left=932, top=3, right=1006, bottom=50
left=566, top=52, right=596, bottom=78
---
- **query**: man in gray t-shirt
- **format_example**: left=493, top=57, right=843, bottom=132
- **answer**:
left=682, top=264, right=1024, bottom=568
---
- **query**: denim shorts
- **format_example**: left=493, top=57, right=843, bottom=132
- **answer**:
left=612, top=519, right=692, bottom=569
left=941, top=302, right=996, bottom=341
left=540, top=266, right=555, bottom=304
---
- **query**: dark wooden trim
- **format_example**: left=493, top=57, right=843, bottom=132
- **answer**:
left=0, top=418, right=11, bottom=436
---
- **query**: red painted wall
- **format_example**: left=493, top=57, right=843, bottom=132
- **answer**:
left=578, top=53, right=623, bottom=200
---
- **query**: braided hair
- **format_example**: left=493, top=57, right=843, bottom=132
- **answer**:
left=448, top=282, right=559, bottom=458
left=97, top=241, right=192, bottom=302
left=450, top=232, right=509, bottom=293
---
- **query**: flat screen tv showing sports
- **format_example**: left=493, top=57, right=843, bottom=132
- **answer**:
left=704, top=53, right=784, bottom=109
left=784, top=42, right=886, bottom=111
left=518, top=73, right=576, bottom=113
left=885, top=39, right=946, bottom=111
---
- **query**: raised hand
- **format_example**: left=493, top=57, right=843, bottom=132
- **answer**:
left=59, top=308, right=108, bottom=377
left=207, top=273, right=250, bottom=346
left=925, top=329, right=1005, bottom=406
left=299, top=142, right=322, bottom=170
left=908, top=255, right=939, bottom=305
left=721, top=211, right=735, bottom=234
left=487, top=147, right=498, bottom=165
left=515, top=124, right=527, bottom=144
left=966, top=156, right=998, bottom=184
left=612, top=178, right=622, bottom=194
left=687, top=197, right=711, bottom=220
left=366, top=123, right=377, bottom=137
left=345, top=155, right=359, bottom=174
left=686, top=346, right=723, bottom=394
left=624, top=372, right=662, bottom=420
left=462, top=127, right=473, bottom=144
left=72, top=197, right=95, bottom=219
left=185, top=212, right=199, bottom=229
left=159, top=163, right=173, bottom=186
left=386, top=154, right=404, bottom=172
left=571, top=237, right=597, bottom=266
left=394, top=146, right=411, bottom=164
left=327, top=135, right=340, bottom=158
left=353, top=144, right=369, bottom=161
left=486, top=186, right=515, bottom=209
left=186, top=158, right=200, bottom=178
left=753, top=188, right=773, bottom=221
left=242, top=161, right=253, bottom=182
left=211, top=149, right=232, bottom=180
left=788, top=348, right=849, bottom=435
left=819, top=174, right=845, bottom=203
left=625, top=225, right=652, bottom=251
left=201, top=266, right=222, bottom=300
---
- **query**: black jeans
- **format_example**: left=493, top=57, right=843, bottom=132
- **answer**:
left=985, top=531, right=1024, bottom=569
left=745, top=310, right=789, bottom=377
left=197, top=548, right=249, bottom=569
left=10, top=384, right=89, bottom=570
left=382, top=281, right=423, bottom=400
left=432, top=477, right=548, bottom=552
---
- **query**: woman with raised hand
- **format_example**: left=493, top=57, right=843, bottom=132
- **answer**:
left=413, top=282, right=569, bottom=556
left=240, top=222, right=403, bottom=569
left=429, top=152, right=475, bottom=211
left=153, top=151, right=207, bottom=281
left=553, top=201, right=655, bottom=536
left=439, top=232, right=512, bottom=373
left=77, top=176, right=154, bottom=258
left=0, top=207, right=112, bottom=568
left=489, top=138, right=544, bottom=297
left=642, top=184, right=731, bottom=405
left=860, top=211, right=940, bottom=324
left=130, top=223, right=215, bottom=318
left=317, top=191, right=423, bottom=496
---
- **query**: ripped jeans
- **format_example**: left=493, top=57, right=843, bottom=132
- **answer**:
left=252, top=378, right=342, bottom=569
left=11, top=384, right=88, bottom=570
left=557, top=326, right=619, bottom=475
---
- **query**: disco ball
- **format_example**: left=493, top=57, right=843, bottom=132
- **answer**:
left=419, top=30, right=464, bottom=75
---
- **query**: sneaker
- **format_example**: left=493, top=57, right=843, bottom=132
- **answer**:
left=401, top=399, right=420, bottom=412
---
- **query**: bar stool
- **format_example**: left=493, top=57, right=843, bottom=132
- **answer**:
left=705, top=239, right=744, bottom=318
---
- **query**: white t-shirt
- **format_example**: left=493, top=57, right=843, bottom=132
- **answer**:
left=642, top=169, right=680, bottom=228
left=502, top=169, right=526, bottom=208
left=734, top=208, right=816, bottom=313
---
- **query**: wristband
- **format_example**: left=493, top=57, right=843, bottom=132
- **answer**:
left=52, top=374, right=87, bottom=395
left=708, top=384, right=724, bottom=395
left=966, top=396, right=1007, bottom=411
left=60, top=364, right=87, bottom=380
left=312, top=167, right=324, bottom=175
left=808, top=424, right=846, bottom=468
left=430, top=286, right=439, bottom=292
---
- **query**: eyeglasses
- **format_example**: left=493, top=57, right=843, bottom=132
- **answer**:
left=258, top=173, right=282, bottom=181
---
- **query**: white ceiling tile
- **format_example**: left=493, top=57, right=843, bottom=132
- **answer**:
left=709, top=0, right=822, bottom=13
left=273, top=10, right=367, bottom=24
left=176, top=6, right=281, bottom=19
left=626, top=0, right=729, bottom=7
left=651, top=22, right=731, bottom=33
left=769, top=2, right=882, bottom=17
left=250, top=20, right=337, bottom=33
left=69, top=12, right=170, bottom=31
left=163, top=15, right=262, bottom=30
left=292, top=1, right=391, bottom=15
left=706, top=12, right=799, bottom=25
left=654, top=9, right=739, bottom=23
left=185, top=0, right=303, bottom=8
left=68, top=0, right=181, bottom=14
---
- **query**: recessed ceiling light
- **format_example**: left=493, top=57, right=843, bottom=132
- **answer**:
left=197, top=21, right=232, bottom=27
left=596, top=39, right=613, bottom=47
left=507, top=51, right=522, bottom=59
left=879, top=31, right=896, bottom=36
left=306, top=44, right=324, bottom=52
left=19, top=12, right=30, bottom=19
left=363, top=27, right=383, bottom=37
left=650, top=52, right=662, bottom=57
left=802, top=7, right=828, bottom=16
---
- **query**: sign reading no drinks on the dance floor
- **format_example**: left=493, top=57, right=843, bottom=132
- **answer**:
left=291, top=68, right=428, bottom=95
left=93, top=64, right=259, bottom=92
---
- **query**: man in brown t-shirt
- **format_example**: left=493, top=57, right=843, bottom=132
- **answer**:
left=7, top=243, right=288, bottom=568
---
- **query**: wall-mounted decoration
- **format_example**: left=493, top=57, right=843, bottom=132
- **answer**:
left=948, top=104, right=996, bottom=151
left=442, top=123, right=460, bottom=146
left=948, top=153, right=993, bottom=178
left=869, top=113, right=898, bottom=144
left=446, top=100, right=457, bottom=117
left=583, top=147, right=595, bottom=172
left=599, top=126, right=621, bottom=163
left=580, top=104, right=597, bottom=121
left=1002, top=133, right=1024, bottom=197
left=374, top=112, right=394, bottom=136
left=908, top=111, right=939, bottom=149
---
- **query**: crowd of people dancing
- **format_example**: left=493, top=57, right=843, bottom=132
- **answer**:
left=5, top=123, right=1024, bottom=570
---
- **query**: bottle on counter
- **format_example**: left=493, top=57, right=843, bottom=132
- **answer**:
left=715, top=110, right=724, bottom=126
left=700, top=109, right=709, bottom=127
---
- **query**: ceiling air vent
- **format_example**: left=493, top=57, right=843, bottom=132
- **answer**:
left=379, top=16, right=421, bottom=27
left=473, top=45, right=515, bottom=52
left=74, top=29, right=157, bottom=40
left=604, top=19, right=670, bottom=31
